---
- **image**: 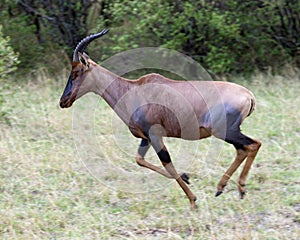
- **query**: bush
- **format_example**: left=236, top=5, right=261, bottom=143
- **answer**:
left=0, top=24, right=19, bottom=124
left=1, top=0, right=298, bottom=76
left=0, top=24, right=19, bottom=81
left=104, top=0, right=299, bottom=75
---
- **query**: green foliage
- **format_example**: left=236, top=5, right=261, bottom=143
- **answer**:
left=105, top=0, right=299, bottom=75
left=0, top=24, right=19, bottom=124
left=0, top=0, right=299, bottom=76
left=0, top=0, right=101, bottom=74
left=0, top=25, right=19, bottom=81
left=0, top=3, right=46, bottom=71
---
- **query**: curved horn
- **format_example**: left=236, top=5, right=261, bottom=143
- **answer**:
left=73, top=29, right=110, bottom=62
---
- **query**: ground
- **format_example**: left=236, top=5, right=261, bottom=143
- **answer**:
left=0, top=72, right=299, bottom=239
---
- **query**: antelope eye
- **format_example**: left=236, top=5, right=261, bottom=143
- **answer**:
left=80, top=57, right=87, bottom=66
left=72, top=71, right=79, bottom=80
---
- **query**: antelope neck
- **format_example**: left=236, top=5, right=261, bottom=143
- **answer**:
left=93, top=65, right=134, bottom=109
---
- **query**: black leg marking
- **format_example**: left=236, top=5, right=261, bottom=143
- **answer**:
left=137, top=139, right=150, bottom=157
left=156, top=146, right=190, bottom=184
left=157, top=149, right=171, bottom=164
left=140, top=138, right=149, bottom=147
left=240, top=191, right=246, bottom=199
left=181, top=173, right=190, bottom=184
left=215, top=191, right=223, bottom=197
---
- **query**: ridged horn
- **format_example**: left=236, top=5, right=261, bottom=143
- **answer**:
left=73, top=29, right=110, bottom=62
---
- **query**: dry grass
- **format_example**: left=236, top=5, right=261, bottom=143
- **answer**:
left=0, top=71, right=299, bottom=239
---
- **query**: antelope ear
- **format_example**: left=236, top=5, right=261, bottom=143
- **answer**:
left=78, top=52, right=90, bottom=69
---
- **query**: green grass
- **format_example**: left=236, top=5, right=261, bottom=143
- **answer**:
left=0, top=72, right=299, bottom=239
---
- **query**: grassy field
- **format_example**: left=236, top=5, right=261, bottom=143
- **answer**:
left=0, top=70, right=299, bottom=239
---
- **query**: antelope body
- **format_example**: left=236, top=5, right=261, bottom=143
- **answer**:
left=60, top=29, right=261, bottom=209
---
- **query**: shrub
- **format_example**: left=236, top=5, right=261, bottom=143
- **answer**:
left=0, top=24, right=19, bottom=124
left=0, top=24, right=19, bottom=81
left=105, top=0, right=299, bottom=75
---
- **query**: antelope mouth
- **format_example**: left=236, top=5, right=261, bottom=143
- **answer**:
left=60, top=95, right=76, bottom=108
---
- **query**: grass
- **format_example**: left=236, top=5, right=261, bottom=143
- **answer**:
left=0, top=70, right=299, bottom=239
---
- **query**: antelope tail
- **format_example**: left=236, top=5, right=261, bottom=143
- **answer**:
left=247, top=97, right=256, bottom=117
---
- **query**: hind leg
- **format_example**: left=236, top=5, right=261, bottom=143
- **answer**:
left=238, top=139, right=261, bottom=198
left=216, top=129, right=260, bottom=198
left=216, top=147, right=248, bottom=196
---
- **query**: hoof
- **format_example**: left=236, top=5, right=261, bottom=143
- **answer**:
left=215, top=191, right=223, bottom=197
left=181, top=173, right=190, bottom=184
left=240, top=191, right=246, bottom=199
left=190, top=203, right=198, bottom=210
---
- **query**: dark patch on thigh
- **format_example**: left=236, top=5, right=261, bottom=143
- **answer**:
left=222, top=105, right=255, bottom=148
left=201, top=103, right=243, bottom=139
left=201, top=103, right=255, bottom=149
left=225, top=131, right=255, bottom=150
left=225, top=107, right=243, bottom=130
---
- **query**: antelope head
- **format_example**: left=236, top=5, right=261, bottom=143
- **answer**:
left=60, top=29, right=110, bottom=108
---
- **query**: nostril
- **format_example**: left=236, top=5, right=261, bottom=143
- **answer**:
left=59, top=96, right=69, bottom=108
left=59, top=99, right=65, bottom=108
left=59, top=94, right=75, bottom=108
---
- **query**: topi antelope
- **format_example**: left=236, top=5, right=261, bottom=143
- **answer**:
left=60, top=29, right=261, bottom=209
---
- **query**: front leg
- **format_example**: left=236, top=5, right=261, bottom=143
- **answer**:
left=135, top=139, right=190, bottom=183
left=150, top=135, right=197, bottom=209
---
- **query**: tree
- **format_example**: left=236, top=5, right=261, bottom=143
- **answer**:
left=1, top=0, right=299, bottom=75
left=258, top=0, right=300, bottom=65
left=0, top=0, right=108, bottom=72
left=17, top=0, right=107, bottom=54
left=105, top=0, right=299, bottom=74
